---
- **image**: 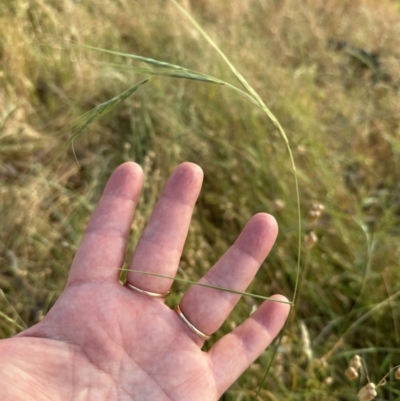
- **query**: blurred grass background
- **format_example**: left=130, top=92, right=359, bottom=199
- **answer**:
left=1, top=0, right=400, bottom=399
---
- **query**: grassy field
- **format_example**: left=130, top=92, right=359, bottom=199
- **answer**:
left=1, top=0, right=400, bottom=399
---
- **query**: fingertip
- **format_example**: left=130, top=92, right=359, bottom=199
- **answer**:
left=255, top=294, right=291, bottom=329
left=118, top=161, right=144, bottom=177
left=103, top=162, right=144, bottom=198
left=178, top=161, right=203, bottom=172
left=235, top=213, right=279, bottom=260
left=251, top=212, right=279, bottom=239
left=175, top=162, right=204, bottom=183
left=162, top=162, right=204, bottom=201
left=270, top=294, right=292, bottom=315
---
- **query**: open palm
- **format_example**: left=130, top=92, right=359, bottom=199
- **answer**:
left=1, top=162, right=289, bottom=401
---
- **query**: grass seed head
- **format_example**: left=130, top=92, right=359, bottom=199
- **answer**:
left=299, top=320, right=313, bottom=362
left=350, top=355, right=362, bottom=371
left=357, top=383, right=377, bottom=401
left=345, top=366, right=359, bottom=380
left=395, top=367, right=400, bottom=380
left=312, top=203, right=325, bottom=212
left=305, top=231, right=318, bottom=249
left=307, top=203, right=324, bottom=224
left=272, top=199, right=286, bottom=211
left=307, top=209, right=321, bottom=223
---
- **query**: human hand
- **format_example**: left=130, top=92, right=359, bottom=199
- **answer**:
left=0, top=162, right=290, bottom=401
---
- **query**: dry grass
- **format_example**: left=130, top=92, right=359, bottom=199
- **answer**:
left=1, top=0, right=400, bottom=399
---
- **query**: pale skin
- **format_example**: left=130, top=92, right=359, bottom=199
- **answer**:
left=0, top=162, right=290, bottom=401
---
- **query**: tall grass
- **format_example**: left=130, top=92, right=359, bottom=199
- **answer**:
left=1, top=0, right=400, bottom=399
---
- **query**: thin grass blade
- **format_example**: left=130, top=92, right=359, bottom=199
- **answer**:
left=53, top=78, right=150, bottom=162
left=0, top=311, right=25, bottom=331
left=118, top=268, right=293, bottom=305
left=74, top=42, right=187, bottom=71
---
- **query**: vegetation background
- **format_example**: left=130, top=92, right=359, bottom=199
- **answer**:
left=1, top=0, right=400, bottom=399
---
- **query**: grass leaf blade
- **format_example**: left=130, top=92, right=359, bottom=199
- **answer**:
left=52, top=78, right=150, bottom=161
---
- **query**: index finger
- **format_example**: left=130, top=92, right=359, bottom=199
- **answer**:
left=66, top=162, right=143, bottom=286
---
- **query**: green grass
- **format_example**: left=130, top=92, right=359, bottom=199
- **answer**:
left=1, top=0, right=400, bottom=399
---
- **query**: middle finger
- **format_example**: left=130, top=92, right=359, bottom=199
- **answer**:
left=127, top=162, right=203, bottom=298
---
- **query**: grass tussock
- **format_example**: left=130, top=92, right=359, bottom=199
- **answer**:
left=1, top=0, right=400, bottom=399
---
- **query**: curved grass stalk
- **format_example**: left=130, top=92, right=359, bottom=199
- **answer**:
left=168, top=0, right=301, bottom=294
left=169, top=0, right=301, bottom=397
left=61, top=3, right=301, bottom=397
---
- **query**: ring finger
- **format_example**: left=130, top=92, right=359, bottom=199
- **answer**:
left=176, top=213, right=278, bottom=343
left=126, top=162, right=203, bottom=298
